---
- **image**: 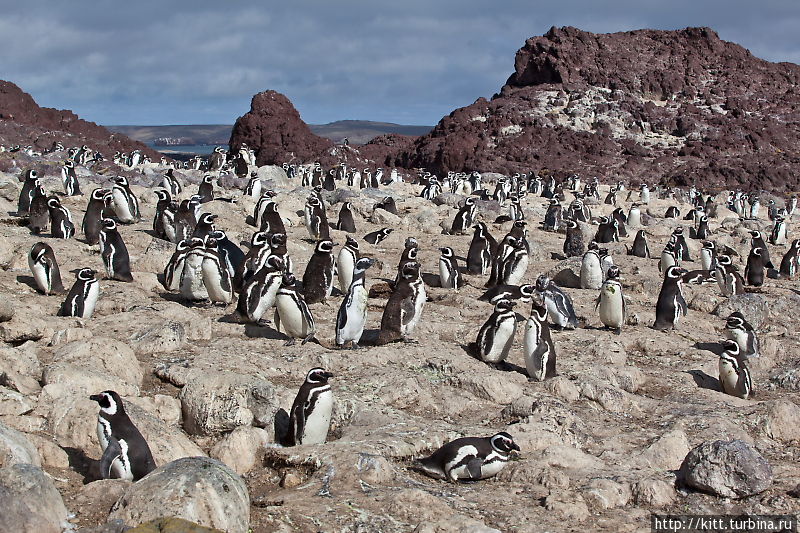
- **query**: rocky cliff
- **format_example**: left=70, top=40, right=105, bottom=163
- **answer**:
left=397, top=27, right=800, bottom=191
left=0, top=81, right=160, bottom=159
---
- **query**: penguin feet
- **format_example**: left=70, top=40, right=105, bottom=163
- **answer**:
left=284, top=338, right=296, bottom=346
left=256, top=319, right=272, bottom=327
left=401, top=337, right=420, bottom=345
left=350, top=342, right=360, bottom=350
left=301, top=334, right=316, bottom=345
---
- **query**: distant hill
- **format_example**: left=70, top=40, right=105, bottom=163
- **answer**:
left=107, top=120, right=432, bottom=147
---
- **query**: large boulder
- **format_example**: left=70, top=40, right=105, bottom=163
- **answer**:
left=679, top=439, right=772, bottom=498
left=0, top=463, right=69, bottom=533
left=0, top=421, right=40, bottom=467
left=51, top=337, right=143, bottom=391
left=109, top=457, right=250, bottom=533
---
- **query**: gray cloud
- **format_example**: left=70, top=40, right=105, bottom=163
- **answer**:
left=1, top=1, right=798, bottom=126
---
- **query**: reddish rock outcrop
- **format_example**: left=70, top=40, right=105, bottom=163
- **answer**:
left=228, top=90, right=334, bottom=166
left=0, top=81, right=160, bottom=159
left=398, top=27, right=800, bottom=191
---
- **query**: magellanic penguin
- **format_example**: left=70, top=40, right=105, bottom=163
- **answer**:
left=473, top=299, right=517, bottom=366
left=523, top=297, right=556, bottom=381
left=28, top=242, right=65, bottom=295
left=336, top=202, right=357, bottom=233
left=378, top=261, right=426, bottom=344
left=335, top=257, right=376, bottom=349
left=201, top=237, right=234, bottom=305
left=111, top=176, right=140, bottom=224
left=304, top=195, right=330, bottom=241
left=652, top=265, right=688, bottom=331
left=664, top=205, right=680, bottom=219
left=744, top=247, right=767, bottom=287
left=61, top=160, right=82, bottom=196
left=612, top=207, right=628, bottom=238
left=467, top=222, right=497, bottom=275
left=627, top=203, right=642, bottom=229
left=413, top=432, right=519, bottom=482
left=479, top=283, right=535, bottom=305
left=749, top=231, right=773, bottom=269
left=563, top=219, right=585, bottom=258
left=153, top=190, right=173, bottom=240
left=274, top=273, right=316, bottom=345
left=394, top=237, right=419, bottom=288
left=162, top=169, right=183, bottom=197
left=337, top=235, right=360, bottom=293
left=99, top=219, right=133, bottom=282
left=438, top=247, right=460, bottom=289
left=162, top=240, right=191, bottom=291
left=580, top=247, right=603, bottom=290
left=253, top=189, right=277, bottom=229
left=260, top=200, right=286, bottom=235
left=596, top=265, right=626, bottom=333
left=718, top=340, right=754, bottom=399
left=83, top=188, right=110, bottom=245
left=302, top=240, right=336, bottom=304
left=192, top=212, right=217, bottom=240
left=496, top=236, right=529, bottom=286
left=208, top=229, right=244, bottom=277
left=375, top=196, right=398, bottom=215
left=542, top=199, right=562, bottom=232
left=174, top=198, right=199, bottom=243
left=59, top=268, right=100, bottom=318
left=700, top=240, right=717, bottom=271
left=628, top=229, right=650, bottom=258
left=28, top=185, right=50, bottom=234
left=179, top=238, right=210, bottom=302
left=534, top=275, right=579, bottom=330
left=286, top=368, right=334, bottom=446
left=659, top=241, right=679, bottom=273
left=17, top=169, right=39, bottom=215
left=769, top=216, right=788, bottom=246
left=47, top=197, right=75, bottom=239
left=779, top=239, right=800, bottom=279
left=715, top=255, right=745, bottom=297
left=694, top=215, right=710, bottom=240
left=90, top=390, right=156, bottom=481
left=198, top=174, right=215, bottom=203
left=724, top=312, right=760, bottom=359
left=450, top=197, right=476, bottom=235
left=244, top=172, right=262, bottom=198
left=236, top=255, right=285, bottom=324
left=364, top=227, right=393, bottom=246
left=594, top=216, right=618, bottom=244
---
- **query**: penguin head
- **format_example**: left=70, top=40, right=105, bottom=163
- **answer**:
left=251, top=231, right=268, bottom=247
left=494, top=299, right=515, bottom=312
left=717, top=254, right=732, bottom=266
left=90, top=390, right=124, bottom=415
left=204, top=237, right=219, bottom=250
left=404, top=237, right=418, bottom=249
left=725, top=312, right=747, bottom=331
left=464, top=197, right=475, bottom=207
left=188, top=237, right=206, bottom=250
left=176, top=239, right=191, bottom=252
left=281, top=272, right=296, bottom=287
left=154, top=189, right=171, bottom=202
left=379, top=228, right=393, bottom=238
left=30, top=242, right=48, bottom=263
left=64, top=160, right=74, bottom=169
left=76, top=268, right=96, bottom=281
left=587, top=241, right=599, bottom=251
left=673, top=227, right=684, bottom=236
left=316, top=240, right=334, bottom=254
left=266, top=255, right=285, bottom=271
left=342, top=202, right=352, bottom=210
left=665, top=266, right=687, bottom=279
left=534, top=274, right=551, bottom=291
left=749, top=230, right=762, bottom=239
left=199, top=213, right=217, bottom=225
left=202, top=174, right=214, bottom=184
left=47, top=197, right=61, bottom=209
left=305, top=367, right=333, bottom=384
left=491, top=432, right=520, bottom=453
left=565, top=220, right=577, bottom=230
left=269, top=233, right=287, bottom=248
left=114, top=176, right=129, bottom=187
left=354, top=257, right=376, bottom=272
left=519, top=284, right=535, bottom=301
left=439, top=247, right=454, bottom=258
left=262, top=189, right=277, bottom=199
left=25, top=169, right=38, bottom=180
left=719, top=339, right=740, bottom=356
left=606, top=265, right=621, bottom=280
left=208, top=229, right=226, bottom=241
left=702, top=240, right=715, bottom=250
left=101, top=218, right=118, bottom=231
left=345, top=235, right=359, bottom=249
left=399, top=261, right=421, bottom=280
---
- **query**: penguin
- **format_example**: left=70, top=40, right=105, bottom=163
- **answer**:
left=652, top=266, right=688, bottom=331
left=467, top=222, right=497, bottom=275
left=438, top=247, right=460, bottom=289
left=364, top=228, right=393, bottom=246
left=111, top=176, right=140, bottom=224
left=414, top=432, right=519, bottom=482
left=89, top=390, right=156, bottom=481
left=198, top=174, right=215, bottom=203
left=604, top=187, right=618, bottom=206
left=244, top=173, right=262, bottom=198
left=192, top=212, right=217, bottom=240
left=779, top=239, right=800, bottom=279
left=161, top=169, right=182, bottom=197
left=627, top=203, right=642, bottom=229
left=236, top=255, right=285, bottom=324
left=596, top=265, right=626, bottom=333
left=337, top=235, right=360, bottom=293
left=274, top=273, right=316, bottom=345
left=694, top=215, right=710, bottom=240
left=61, top=160, right=82, bottom=196
left=479, top=283, right=535, bottom=304
left=534, top=275, right=579, bottom=330
left=542, top=199, right=562, bottom=231
left=83, top=188, right=110, bottom=245
left=769, top=216, right=788, bottom=246
left=47, top=197, right=75, bottom=239
left=699, top=240, right=718, bottom=272
left=179, top=238, right=209, bottom=302
left=59, top=268, right=100, bottom=318
left=335, top=257, right=376, bottom=348
left=717, top=340, right=754, bottom=399
left=749, top=231, right=773, bottom=269
left=628, top=230, right=650, bottom=258
left=788, top=196, right=798, bottom=217
left=260, top=201, right=286, bottom=235
left=304, top=195, right=330, bottom=241
left=27, top=185, right=49, bottom=234
left=394, top=237, right=419, bottom=288
left=659, top=242, right=679, bottom=273
left=254, top=190, right=277, bottom=228
left=17, top=169, right=39, bottom=215
left=664, top=206, right=680, bottom=219
left=715, top=255, right=745, bottom=297
left=302, top=240, right=336, bottom=304
left=201, top=237, right=234, bottom=305
left=162, top=240, right=191, bottom=291
left=497, top=237, right=529, bottom=286
left=639, top=184, right=650, bottom=204
left=523, top=297, right=556, bottom=381
left=594, top=216, right=618, bottom=243
left=563, top=219, right=585, bottom=258
left=580, top=247, right=603, bottom=289
left=450, top=197, right=476, bottom=235
left=174, top=198, right=198, bottom=243
left=378, top=261, right=426, bottom=344
left=235, top=232, right=291, bottom=290
left=611, top=207, right=628, bottom=238
left=153, top=190, right=173, bottom=240
left=744, top=247, right=766, bottom=287
left=473, top=299, right=517, bottom=366
left=336, top=202, right=357, bottom=233
left=672, top=227, right=691, bottom=262
left=724, top=312, right=760, bottom=359
left=99, top=218, right=133, bottom=282
left=28, top=242, right=65, bottom=295
left=285, top=368, right=334, bottom=446
left=375, top=196, right=398, bottom=215
left=207, top=229, right=244, bottom=277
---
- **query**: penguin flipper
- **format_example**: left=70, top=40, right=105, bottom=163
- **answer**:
left=100, top=436, right=123, bottom=479
left=466, top=458, right=483, bottom=480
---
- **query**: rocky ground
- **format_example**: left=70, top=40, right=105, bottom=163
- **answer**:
left=0, top=150, right=799, bottom=533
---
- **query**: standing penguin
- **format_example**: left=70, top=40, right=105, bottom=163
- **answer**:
left=174, top=198, right=199, bottom=243
left=207, top=229, right=244, bottom=277
left=99, top=218, right=133, bottom=282
left=534, top=275, right=579, bottom=330
left=153, top=190, right=173, bottom=240
left=17, top=169, right=39, bottom=215
left=413, top=432, right=519, bottom=482
left=111, top=176, right=140, bottom=224
left=304, top=195, right=330, bottom=241
left=627, top=203, right=642, bottom=228
left=467, top=222, right=497, bottom=275
left=523, top=297, right=556, bottom=381
left=672, top=227, right=691, bottom=262
left=236, top=255, right=285, bottom=324
left=653, top=266, right=688, bottom=331
left=336, top=202, right=357, bottom=233
left=61, top=160, right=82, bottom=196
left=498, top=236, right=529, bottom=286
left=375, top=196, right=398, bottom=215
left=450, top=197, right=476, bottom=235
left=254, top=190, right=278, bottom=229
left=779, top=239, right=800, bottom=279
left=724, top=312, right=760, bottom=359
left=274, top=273, right=316, bottom=345
left=59, top=268, right=100, bottom=318
left=715, top=255, right=745, bottom=297
left=628, top=230, right=650, bottom=258
left=542, top=199, right=562, bottom=232
left=744, top=247, right=766, bottom=287
left=201, top=237, right=234, bottom=305
left=580, top=247, right=603, bottom=289
left=700, top=240, right=717, bottom=271
left=28, top=185, right=50, bottom=234
left=192, top=212, right=217, bottom=240
left=563, top=219, right=585, bottom=258
left=286, top=368, right=334, bottom=446
left=335, top=257, right=376, bottom=349
left=337, top=235, right=360, bottom=293
left=394, top=237, right=419, bottom=288
left=611, top=207, right=628, bottom=238
left=596, top=265, right=626, bottom=333
left=749, top=231, right=773, bottom=269
left=180, top=238, right=209, bottom=302
left=244, top=172, right=262, bottom=198
left=162, top=240, right=191, bottom=291
left=438, top=247, right=460, bottom=289
left=302, top=240, right=336, bottom=304
left=473, top=299, right=517, bottom=367
left=694, top=215, right=710, bottom=240
left=659, top=241, right=679, bottom=273
left=198, top=174, right=215, bottom=203
left=594, top=216, right=618, bottom=243
left=259, top=201, right=287, bottom=236
left=769, top=216, right=788, bottom=246
left=48, top=197, right=75, bottom=239
left=90, top=390, right=156, bottom=481
left=718, top=340, right=754, bottom=399
left=83, top=188, right=110, bottom=245
left=378, top=262, right=426, bottom=344
left=28, top=242, right=65, bottom=295
left=364, top=227, right=393, bottom=246
left=162, top=169, right=183, bottom=197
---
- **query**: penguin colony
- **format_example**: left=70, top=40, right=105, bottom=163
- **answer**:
left=5, top=143, right=799, bottom=499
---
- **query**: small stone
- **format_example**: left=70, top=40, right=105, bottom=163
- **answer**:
left=633, top=478, right=676, bottom=507
left=641, top=429, right=690, bottom=471
left=280, top=472, right=302, bottom=488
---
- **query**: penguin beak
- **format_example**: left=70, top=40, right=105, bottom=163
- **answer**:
left=89, top=394, right=101, bottom=402
left=511, top=442, right=521, bottom=452
left=323, top=372, right=334, bottom=379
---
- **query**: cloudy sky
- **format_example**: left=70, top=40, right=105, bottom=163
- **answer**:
left=2, top=1, right=798, bottom=126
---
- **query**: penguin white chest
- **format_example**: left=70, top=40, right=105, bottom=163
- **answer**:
left=28, top=258, right=49, bottom=293
left=112, top=189, right=133, bottom=222
left=599, top=285, right=624, bottom=328
left=301, top=389, right=333, bottom=445
left=402, top=284, right=426, bottom=336
left=506, top=253, right=528, bottom=285
left=439, top=258, right=454, bottom=288
left=337, top=252, right=355, bottom=292
left=338, top=287, right=368, bottom=343
left=202, top=258, right=232, bottom=303
left=83, top=281, right=100, bottom=319
left=276, top=294, right=313, bottom=337
left=181, top=254, right=208, bottom=300
left=580, top=255, right=602, bottom=289
left=718, top=359, right=739, bottom=395
left=523, top=320, right=548, bottom=380
left=254, top=276, right=281, bottom=320
left=483, top=316, right=516, bottom=363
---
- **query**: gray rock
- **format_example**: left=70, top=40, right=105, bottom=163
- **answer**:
left=0, top=299, right=13, bottom=322
left=129, top=321, right=187, bottom=354
left=0, top=463, right=69, bottom=533
left=257, top=165, right=290, bottom=187
left=713, top=294, right=770, bottom=329
left=109, top=457, right=250, bottom=533
left=680, top=439, right=772, bottom=498
left=0, top=420, right=40, bottom=467
left=547, top=257, right=582, bottom=288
